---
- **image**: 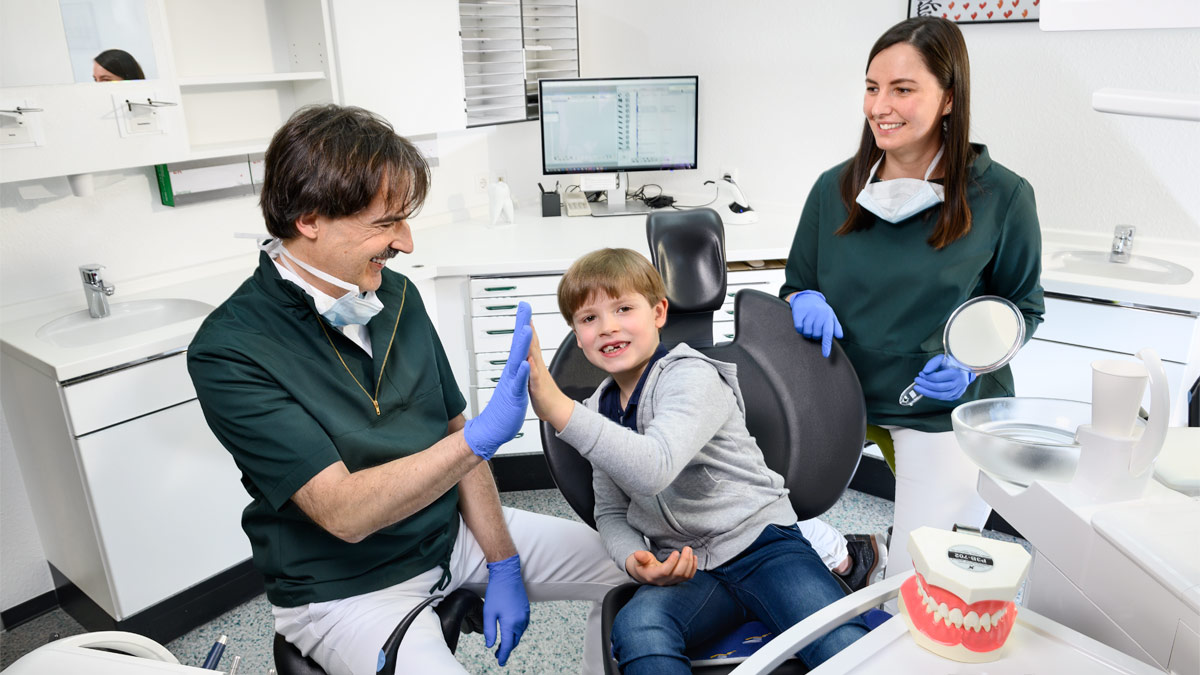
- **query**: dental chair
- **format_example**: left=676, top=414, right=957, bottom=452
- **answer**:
left=540, top=208, right=868, bottom=674
left=272, top=587, right=483, bottom=675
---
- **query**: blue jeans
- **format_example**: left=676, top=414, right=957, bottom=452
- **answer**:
left=611, top=524, right=869, bottom=674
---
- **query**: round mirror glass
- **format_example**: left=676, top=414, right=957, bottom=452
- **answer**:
left=944, top=296, right=1024, bottom=372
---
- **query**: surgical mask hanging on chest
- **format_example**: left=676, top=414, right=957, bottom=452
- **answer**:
left=855, top=147, right=946, bottom=223
left=262, top=239, right=385, bottom=327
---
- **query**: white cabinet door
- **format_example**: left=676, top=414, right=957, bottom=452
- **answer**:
left=330, top=0, right=466, bottom=135
left=76, top=400, right=250, bottom=618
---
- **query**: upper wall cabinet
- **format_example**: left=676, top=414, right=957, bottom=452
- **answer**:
left=0, top=0, right=340, bottom=184
left=0, top=0, right=187, bottom=183
left=329, top=0, right=466, bottom=136
left=164, top=0, right=338, bottom=160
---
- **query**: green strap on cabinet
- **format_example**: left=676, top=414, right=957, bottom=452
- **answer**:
left=154, top=164, right=175, bottom=207
left=866, top=424, right=896, bottom=475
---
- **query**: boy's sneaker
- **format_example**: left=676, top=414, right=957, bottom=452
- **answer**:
left=839, top=533, right=888, bottom=592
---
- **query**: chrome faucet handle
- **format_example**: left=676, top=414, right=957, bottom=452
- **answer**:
left=79, top=264, right=115, bottom=294
left=1110, top=225, right=1135, bottom=263
left=1113, top=224, right=1136, bottom=240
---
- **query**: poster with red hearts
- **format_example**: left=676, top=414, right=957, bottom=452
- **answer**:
left=909, top=0, right=1040, bottom=24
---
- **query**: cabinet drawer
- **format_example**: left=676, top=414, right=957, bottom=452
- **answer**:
left=471, top=295, right=561, bottom=317
left=469, top=275, right=562, bottom=299
left=475, top=387, right=538, bottom=421
left=76, top=400, right=249, bottom=617
left=474, top=314, right=573, bottom=353
left=475, top=349, right=557, bottom=372
left=1011, top=338, right=1185, bottom=412
left=63, top=353, right=196, bottom=437
left=727, top=267, right=786, bottom=286
left=1038, top=297, right=1195, bottom=363
left=714, top=323, right=737, bottom=344
left=495, top=419, right=544, bottom=457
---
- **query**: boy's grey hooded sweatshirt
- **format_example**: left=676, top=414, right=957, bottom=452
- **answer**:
left=557, top=343, right=798, bottom=573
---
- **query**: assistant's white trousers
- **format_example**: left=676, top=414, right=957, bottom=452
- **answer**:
left=883, top=427, right=991, bottom=577
left=273, top=507, right=627, bottom=675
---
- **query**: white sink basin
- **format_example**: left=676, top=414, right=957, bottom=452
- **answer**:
left=35, top=299, right=214, bottom=348
left=1046, top=250, right=1194, bottom=285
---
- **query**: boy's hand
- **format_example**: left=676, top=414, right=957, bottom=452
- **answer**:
left=527, top=324, right=575, bottom=431
left=625, top=548, right=698, bottom=586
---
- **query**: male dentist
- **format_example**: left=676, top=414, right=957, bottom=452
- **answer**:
left=188, top=104, right=623, bottom=675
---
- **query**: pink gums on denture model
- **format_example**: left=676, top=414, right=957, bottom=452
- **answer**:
left=899, top=572, right=1017, bottom=653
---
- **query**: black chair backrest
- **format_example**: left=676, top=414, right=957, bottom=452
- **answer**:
left=541, top=209, right=866, bottom=528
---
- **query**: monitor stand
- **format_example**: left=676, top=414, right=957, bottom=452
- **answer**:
left=590, top=198, right=651, bottom=218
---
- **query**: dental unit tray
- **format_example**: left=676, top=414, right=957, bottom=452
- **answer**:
left=727, top=574, right=1165, bottom=674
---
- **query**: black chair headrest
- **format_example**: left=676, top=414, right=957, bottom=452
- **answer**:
left=646, top=208, right=727, bottom=314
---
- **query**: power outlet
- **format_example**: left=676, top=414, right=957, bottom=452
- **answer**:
left=719, top=166, right=740, bottom=183
left=474, top=173, right=489, bottom=193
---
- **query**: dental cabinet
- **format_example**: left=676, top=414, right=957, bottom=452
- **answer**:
left=0, top=0, right=340, bottom=183
left=0, top=348, right=251, bottom=640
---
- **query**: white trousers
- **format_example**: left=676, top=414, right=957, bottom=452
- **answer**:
left=797, top=518, right=848, bottom=569
left=273, top=507, right=627, bottom=675
left=883, top=427, right=991, bottom=576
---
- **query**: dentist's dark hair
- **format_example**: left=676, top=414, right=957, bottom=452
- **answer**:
left=836, top=16, right=974, bottom=250
left=93, top=49, right=145, bottom=80
left=260, top=104, right=430, bottom=240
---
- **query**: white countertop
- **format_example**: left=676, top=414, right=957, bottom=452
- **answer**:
left=2, top=205, right=1197, bottom=382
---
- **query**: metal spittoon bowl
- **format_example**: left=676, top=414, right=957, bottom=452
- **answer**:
left=951, top=397, right=1144, bottom=487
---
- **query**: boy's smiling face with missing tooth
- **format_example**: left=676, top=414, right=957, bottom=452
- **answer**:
left=571, top=289, right=668, bottom=393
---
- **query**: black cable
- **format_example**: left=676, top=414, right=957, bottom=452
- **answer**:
left=670, top=181, right=720, bottom=210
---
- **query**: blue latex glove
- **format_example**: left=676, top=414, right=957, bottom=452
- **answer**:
left=912, top=354, right=977, bottom=401
left=483, top=554, right=530, bottom=667
left=789, top=290, right=844, bottom=358
left=464, top=303, right=532, bottom=459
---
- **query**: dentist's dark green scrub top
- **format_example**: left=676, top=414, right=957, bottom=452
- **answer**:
left=781, top=145, right=1045, bottom=432
left=188, top=252, right=467, bottom=607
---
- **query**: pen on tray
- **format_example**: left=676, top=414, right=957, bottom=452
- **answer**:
left=201, top=634, right=227, bottom=670
left=538, top=182, right=547, bottom=194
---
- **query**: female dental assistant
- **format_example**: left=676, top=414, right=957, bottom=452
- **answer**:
left=780, top=16, right=1045, bottom=575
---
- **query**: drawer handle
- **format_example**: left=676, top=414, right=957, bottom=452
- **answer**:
left=489, top=359, right=507, bottom=365
left=486, top=304, right=518, bottom=310
left=724, top=333, right=734, bottom=339
left=727, top=291, right=736, bottom=297
left=484, top=286, right=517, bottom=292
left=486, top=329, right=515, bottom=335
left=513, top=432, right=524, bottom=439
left=725, top=310, right=734, bottom=315
left=490, top=376, right=502, bottom=383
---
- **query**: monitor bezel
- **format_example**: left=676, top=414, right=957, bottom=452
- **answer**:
left=538, top=75, right=699, bottom=176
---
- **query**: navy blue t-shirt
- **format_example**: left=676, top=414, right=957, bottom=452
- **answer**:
left=598, top=345, right=669, bottom=430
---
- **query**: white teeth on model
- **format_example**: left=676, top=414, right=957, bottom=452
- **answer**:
left=914, top=577, right=1004, bottom=631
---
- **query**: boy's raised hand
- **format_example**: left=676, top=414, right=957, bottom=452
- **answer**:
left=526, top=324, right=575, bottom=431
left=625, top=547, right=698, bottom=586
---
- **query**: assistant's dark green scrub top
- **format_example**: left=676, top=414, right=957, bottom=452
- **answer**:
left=781, top=145, right=1045, bottom=432
left=188, top=252, right=467, bottom=607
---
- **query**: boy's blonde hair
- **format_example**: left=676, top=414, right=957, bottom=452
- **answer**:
left=558, top=248, right=666, bottom=324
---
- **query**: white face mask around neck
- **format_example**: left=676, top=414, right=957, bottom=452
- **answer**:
left=260, top=239, right=385, bottom=327
left=855, top=146, right=946, bottom=224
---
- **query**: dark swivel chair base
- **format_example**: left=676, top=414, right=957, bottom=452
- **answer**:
left=273, top=588, right=484, bottom=675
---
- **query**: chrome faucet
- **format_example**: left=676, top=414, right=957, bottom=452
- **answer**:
left=1109, top=225, right=1135, bottom=264
left=79, top=264, right=115, bottom=318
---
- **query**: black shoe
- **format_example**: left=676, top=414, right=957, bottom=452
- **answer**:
left=839, top=533, right=887, bottom=592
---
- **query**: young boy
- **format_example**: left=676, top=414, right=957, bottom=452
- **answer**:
left=526, top=248, right=870, bottom=674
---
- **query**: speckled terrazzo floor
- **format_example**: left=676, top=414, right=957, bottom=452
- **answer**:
left=0, top=487, right=1028, bottom=673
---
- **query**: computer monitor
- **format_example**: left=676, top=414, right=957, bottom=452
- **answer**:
left=539, top=76, right=698, bottom=216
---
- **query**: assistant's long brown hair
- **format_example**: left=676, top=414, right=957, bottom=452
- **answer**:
left=837, top=17, right=975, bottom=250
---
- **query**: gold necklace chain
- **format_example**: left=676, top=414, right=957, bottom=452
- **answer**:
left=314, top=279, right=407, bottom=416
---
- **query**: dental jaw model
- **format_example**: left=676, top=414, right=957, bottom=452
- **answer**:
left=898, top=527, right=1031, bottom=663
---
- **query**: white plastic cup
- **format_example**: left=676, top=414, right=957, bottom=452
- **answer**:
left=1090, top=359, right=1148, bottom=438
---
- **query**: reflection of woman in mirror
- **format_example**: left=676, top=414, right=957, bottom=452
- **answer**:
left=93, top=49, right=145, bottom=82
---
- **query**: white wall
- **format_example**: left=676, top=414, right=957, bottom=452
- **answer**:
left=3, top=0, right=1197, bottom=618
left=576, top=0, right=1200, bottom=241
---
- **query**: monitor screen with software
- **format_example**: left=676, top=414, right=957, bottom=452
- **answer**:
left=539, top=76, right=698, bottom=176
